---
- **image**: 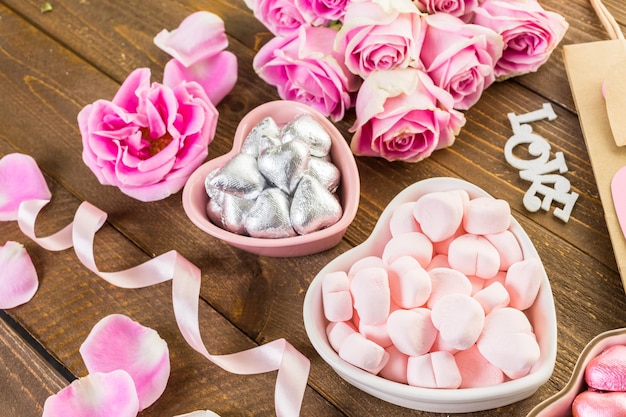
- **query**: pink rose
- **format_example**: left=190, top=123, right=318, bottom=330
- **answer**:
left=78, top=68, right=218, bottom=202
left=335, top=0, right=425, bottom=78
left=473, top=0, right=568, bottom=79
left=154, top=11, right=237, bottom=105
left=244, top=0, right=308, bottom=36
left=253, top=25, right=361, bottom=121
left=350, top=68, right=466, bottom=162
left=421, top=13, right=503, bottom=110
left=295, top=0, right=349, bottom=24
left=413, top=0, right=479, bottom=22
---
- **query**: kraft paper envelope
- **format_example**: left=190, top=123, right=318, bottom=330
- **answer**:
left=563, top=39, right=626, bottom=287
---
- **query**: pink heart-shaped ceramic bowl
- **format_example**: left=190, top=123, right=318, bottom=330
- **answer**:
left=527, top=328, right=626, bottom=417
left=303, top=177, right=557, bottom=413
left=182, top=100, right=360, bottom=257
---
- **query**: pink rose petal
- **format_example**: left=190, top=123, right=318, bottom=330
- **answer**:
left=0, top=153, right=51, bottom=221
left=154, top=11, right=228, bottom=67
left=174, top=411, right=221, bottom=417
left=0, top=241, right=39, bottom=309
left=79, top=314, right=170, bottom=411
left=42, top=370, right=139, bottom=417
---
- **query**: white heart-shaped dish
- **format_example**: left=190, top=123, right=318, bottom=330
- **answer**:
left=303, top=177, right=557, bottom=413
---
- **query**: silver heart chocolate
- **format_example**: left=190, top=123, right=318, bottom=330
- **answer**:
left=245, top=188, right=297, bottom=238
left=258, top=139, right=310, bottom=195
left=207, top=153, right=266, bottom=200
left=240, top=116, right=281, bottom=157
left=307, top=157, right=340, bottom=193
left=281, top=114, right=332, bottom=157
left=290, top=175, right=343, bottom=235
left=206, top=191, right=254, bottom=235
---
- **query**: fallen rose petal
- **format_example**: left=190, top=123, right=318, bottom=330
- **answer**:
left=0, top=241, right=39, bottom=309
left=42, top=370, right=139, bottom=417
left=0, top=153, right=51, bottom=221
left=163, top=51, right=238, bottom=105
left=174, top=411, right=221, bottom=417
left=154, top=11, right=229, bottom=67
left=79, top=314, right=170, bottom=411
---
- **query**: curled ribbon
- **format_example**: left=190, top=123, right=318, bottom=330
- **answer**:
left=17, top=199, right=310, bottom=416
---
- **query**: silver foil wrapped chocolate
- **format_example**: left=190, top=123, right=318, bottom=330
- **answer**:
left=204, top=114, right=343, bottom=238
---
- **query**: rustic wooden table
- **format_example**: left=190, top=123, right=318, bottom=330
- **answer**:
left=2, top=0, right=626, bottom=416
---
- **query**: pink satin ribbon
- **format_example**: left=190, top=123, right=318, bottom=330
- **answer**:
left=18, top=199, right=310, bottom=416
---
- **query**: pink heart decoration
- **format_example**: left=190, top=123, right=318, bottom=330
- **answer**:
left=611, top=166, right=626, bottom=240
left=0, top=153, right=51, bottom=221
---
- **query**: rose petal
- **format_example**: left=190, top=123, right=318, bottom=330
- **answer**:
left=163, top=51, right=238, bottom=105
left=154, top=11, right=229, bottom=67
left=174, top=411, right=221, bottom=417
left=79, top=314, right=170, bottom=411
left=0, top=241, right=39, bottom=309
left=42, top=370, right=139, bottom=417
left=0, top=153, right=51, bottom=221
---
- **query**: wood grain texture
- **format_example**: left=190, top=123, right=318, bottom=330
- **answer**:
left=1, top=0, right=626, bottom=416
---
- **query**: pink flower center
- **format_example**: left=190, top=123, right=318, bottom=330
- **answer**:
left=142, top=129, right=174, bottom=157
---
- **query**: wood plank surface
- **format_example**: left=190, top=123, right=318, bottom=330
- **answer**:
left=2, top=0, right=626, bottom=416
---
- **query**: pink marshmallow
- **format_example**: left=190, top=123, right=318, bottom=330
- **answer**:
left=468, top=275, right=486, bottom=295
left=382, top=232, right=433, bottom=268
left=430, top=294, right=485, bottom=350
left=432, top=224, right=465, bottom=256
left=413, top=191, right=465, bottom=242
left=427, top=254, right=450, bottom=270
left=347, top=256, right=385, bottom=280
left=430, top=331, right=460, bottom=354
left=322, top=271, right=353, bottom=322
left=504, top=258, right=543, bottom=310
left=448, top=234, right=501, bottom=279
left=326, top=321, right=357, bottom=352
left=359, top=321, right=393, bottom=348
left=379, top=345, right=409, bottom=384
left=387, top=308, right=437, bottom=357
left=484, top=230, right=524, bottom=271
left=389, top=202, right=422, bottom=237
left=483, top=270, right=507, bottom=287
left=477, top=307, right=539, bottom=379
left=407, top=351, right=462, bottom=389
left=455, top=345, right=505, bottom=388
left=473, top=282, right=510, bottom=315
left=463, top=197, right=511, bottom=235
left=426, top=267, right=472, bottom=308
left=387, top=256, right=432, bottom=309
left=338, top=332, right=389, bottom=374
left=350, top=267, right=390, bottom=325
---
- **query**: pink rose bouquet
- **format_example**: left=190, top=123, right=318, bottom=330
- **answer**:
left=246, top=0, right=568, bottom=162
left=350, top=68, right=466, bottom=162
left=334, top=0, right=425, bottom=78
left=421, top=13, right=504, bottom=110
left=253, top=25, right=361, bottom=121
left=78, top=68, right=218, bottom=202
left=473, top=0, right=569, bottom=80
left=413, top=0, right=480, bottom=22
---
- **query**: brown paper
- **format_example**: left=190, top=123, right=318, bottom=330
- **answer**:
left=563, top=40, right=626, bottom=286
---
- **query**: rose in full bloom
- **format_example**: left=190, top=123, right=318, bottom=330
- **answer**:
left=350, top=68, right=466, bottom=162
left=334, top=0, right=425, bottom=78
left=421, top=13, right=503, bottom=110
left=154, top=11, right=237, bottom=106
left=295, top=0, right=349, bottom=24
left=413, top=0, right=480, bottom=22
left=473, top=0, right=568, bottom=80
left=78, top=68, right=218, bottom=202
left=254, top=25, right=361, bottom=121
left=244, top=0, right=308, bottom=36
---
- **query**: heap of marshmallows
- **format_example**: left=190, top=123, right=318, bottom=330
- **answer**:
left=321, top=188, right=543, bottom=388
